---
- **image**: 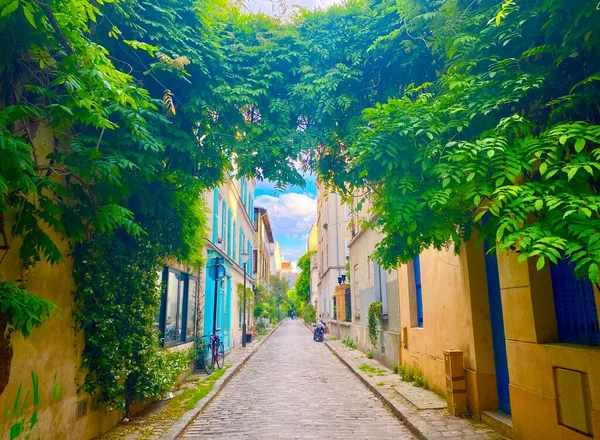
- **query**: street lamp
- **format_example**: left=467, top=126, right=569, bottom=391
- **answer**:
left=241, top=251, right=250, bottom=347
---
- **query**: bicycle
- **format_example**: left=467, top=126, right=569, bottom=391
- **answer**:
left=200, top=329, right=225, bottom=375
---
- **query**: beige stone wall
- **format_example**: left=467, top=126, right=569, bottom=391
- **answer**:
left=397, top=243, right=498, bottom=418
left=497, top=250, right=600, bottom=440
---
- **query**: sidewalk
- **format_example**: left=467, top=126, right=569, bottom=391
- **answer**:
left=97, top=322, right=281, bottom=440
left=323, top=336, right=506, bottom=440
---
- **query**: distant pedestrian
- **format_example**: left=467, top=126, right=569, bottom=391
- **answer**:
left=291, top=311, right=295, bottom=320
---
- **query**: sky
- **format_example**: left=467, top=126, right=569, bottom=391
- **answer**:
left=245, top=0, right=339, bottom=16
left=255, top=175, right=317, bottom=264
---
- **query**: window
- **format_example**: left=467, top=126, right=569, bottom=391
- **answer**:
left=238, top=306, right=243, bottom=329
left=221, top=201, right=226, bottom=246
left=374, top=261, right=388, bottom=316
left=344, top=205, right=349, bottom=221
left=345, top=287, right=352, bottom=322
left=247, top=241, right=252, bottom=273
left=213, top=191, right=220, bottom=243
left=159, top=267, right=197, bottom=346
left=413, top=256, right=423, bottom=328
left=344, top=238, right=350, bottom=258
left=239, top=228, right=244, bottom=266
left=232, top=220, right=237, bottom=260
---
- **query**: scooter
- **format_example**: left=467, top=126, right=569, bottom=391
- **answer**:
left=313, top=320, right=326, bottom=342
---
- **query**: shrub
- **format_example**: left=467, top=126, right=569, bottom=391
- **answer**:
left=342, top=336, right=357, bottom=349
left=398, top=363, right=427, bottom=389
left=366, top=351, right=373, bottom=359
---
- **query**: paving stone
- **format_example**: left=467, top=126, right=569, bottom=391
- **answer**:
left=181, top=320, right=413, bottom=439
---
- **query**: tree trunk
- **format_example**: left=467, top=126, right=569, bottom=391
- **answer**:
left=0, top=312, right=13, bottom=396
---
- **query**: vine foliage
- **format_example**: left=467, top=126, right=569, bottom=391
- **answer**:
left=368, top=302, right=382, bottom=347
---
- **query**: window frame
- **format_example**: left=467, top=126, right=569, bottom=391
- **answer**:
left=158, top=266, right=198, bottom=348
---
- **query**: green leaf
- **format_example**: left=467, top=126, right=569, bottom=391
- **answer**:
left=536, top=256, right=545, bottom=271
left=53, top=384, right=61, bottom=400
left=574, top=138, right=585, bottom=153
left=22, top=4, right=35, bottom=28
left=534, top=199, right=543, bottom=211
left=559, top=135, right=568, bottom=145
left=589, top=264, right=599, bottom=283
left=10, top=422, right=22, bottom=440
left=539, top=162, right=547, bottom=175
left=568, top=168, right=578, bottom=181
left=0, top=0, right=19, bottom=18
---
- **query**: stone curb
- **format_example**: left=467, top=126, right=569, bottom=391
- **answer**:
left=162, top=320, right=284, bottom=440
left=301, top=318, right=431, bottom=440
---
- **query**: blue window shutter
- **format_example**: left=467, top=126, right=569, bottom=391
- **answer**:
left=380, top=266, right=388, bottom=315
left=212, top=189, right=218, bottom=243
left=247, top=241, right=252, bottom=273
left=414, top=256, right=423, bottom=327
left=221, top=202, right=226, bottom=243
left=227, top=210, right=232, bottom=256
left=551, top=260, right=600, bottom=345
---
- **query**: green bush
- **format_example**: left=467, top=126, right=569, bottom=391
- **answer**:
left=301, top=302, right=317, bottom=324
left=366, top=351, right=373, bottom=359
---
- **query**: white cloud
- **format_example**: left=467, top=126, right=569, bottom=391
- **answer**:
left=255, top=192, right=317, bottom=237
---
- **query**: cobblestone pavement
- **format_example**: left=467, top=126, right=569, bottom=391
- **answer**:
left=181, top=319, right=414, bottom=439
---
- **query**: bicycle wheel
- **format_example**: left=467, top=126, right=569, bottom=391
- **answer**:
left=203, top=341, right=215, bottom=375
left=215, top=342, right=225, bottom=369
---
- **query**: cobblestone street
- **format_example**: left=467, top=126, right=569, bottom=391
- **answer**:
left=181, top=319, right=413, bottom=439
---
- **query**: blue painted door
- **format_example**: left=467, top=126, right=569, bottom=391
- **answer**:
left=550, top=260, right=600, bottom=346
left=223, top=277, right=232, bottom=352
left=204, top=272, right=215, bottom=337
left=484, top=242, right=511, bottom=414
left=413, top=256, right=423, bottom=328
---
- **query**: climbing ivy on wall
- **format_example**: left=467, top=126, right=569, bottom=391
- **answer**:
left=368, top=302, right=382, bottom=347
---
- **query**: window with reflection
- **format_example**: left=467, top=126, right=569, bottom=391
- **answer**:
left=157, top=267, right=198, bottom=347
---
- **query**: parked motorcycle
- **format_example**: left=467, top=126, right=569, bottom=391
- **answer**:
left=313, top=320, right=326, bottom=342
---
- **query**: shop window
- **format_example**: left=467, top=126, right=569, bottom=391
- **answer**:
left=159, top=267, right=197, bottom=347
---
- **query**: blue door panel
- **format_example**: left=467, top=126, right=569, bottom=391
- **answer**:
left=484, top=242, right=511, bottom=414
left=414, top=256, right=423, bottom=328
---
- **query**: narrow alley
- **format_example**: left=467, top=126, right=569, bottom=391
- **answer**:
left=181, top=320, right=413, bottom=439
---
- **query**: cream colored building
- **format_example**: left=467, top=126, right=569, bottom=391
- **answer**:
left=307, top=224, right=317, bottom=252
left=315, top=180, right=351, bottom=321
left=253, top=207, right=274, bottom=286
left=270, top=241, right=282, bottom=276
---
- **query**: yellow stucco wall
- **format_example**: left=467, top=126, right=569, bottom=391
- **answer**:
left=397, top=243, right=499, bottom=418
left=0, top=225, right=130, bottom=439
left=497, top=250, right=600, bottom=440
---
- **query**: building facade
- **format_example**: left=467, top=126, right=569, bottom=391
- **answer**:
left=315, top=181, right=351, bottom=321
left=202, top=175, right=256, bottom=350
left=253, top=207, right=274, bottom=286
left=270, top=241, right=282, bottom=276
left=280, top=261, right=298, bottom=290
